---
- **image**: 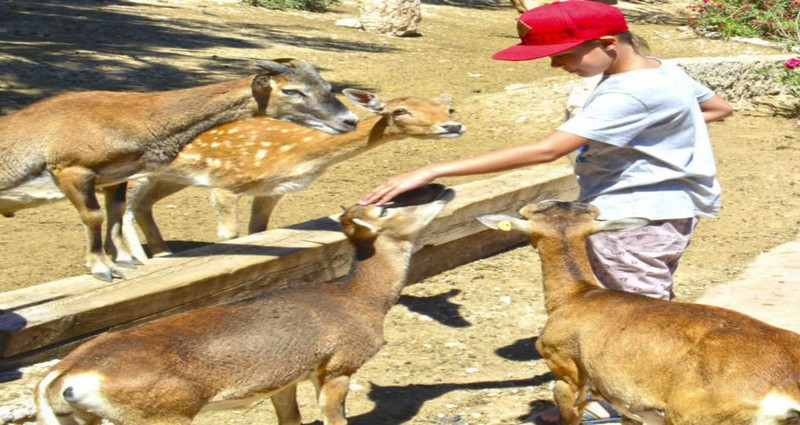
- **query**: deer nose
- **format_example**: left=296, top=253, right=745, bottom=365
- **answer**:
left=442, top=124, right=465, bottom=134
left=342, top=116, right=358, bottom=130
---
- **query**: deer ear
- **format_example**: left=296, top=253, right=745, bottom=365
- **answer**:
left=594, top=217, right=650, bottom=234
left=343, top=89, right=386, bottom=114
left=351, top=217, right=380, bottom=236
left=475, top=214, right=532, bottom=235
left=250, top=74, right=273, bottom=114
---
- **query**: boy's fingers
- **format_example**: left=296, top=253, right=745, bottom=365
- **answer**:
left=360, top=184, right=392, bottom=205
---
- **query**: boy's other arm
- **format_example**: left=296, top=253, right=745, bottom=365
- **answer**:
left=700, top=94, right=733, bottom=123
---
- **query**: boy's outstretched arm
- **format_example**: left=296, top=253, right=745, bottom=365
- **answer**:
left=360, top=131, right=590, bottom=205
left=700, top=94, right=733, bottom=123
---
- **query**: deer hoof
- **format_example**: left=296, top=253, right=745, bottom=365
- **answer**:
left=115, top=259, right=139, bottom=269
left=92, top=267, right=125, bottom=282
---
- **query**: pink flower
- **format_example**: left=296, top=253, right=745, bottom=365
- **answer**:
left=786, top=58, right=800, bottom=70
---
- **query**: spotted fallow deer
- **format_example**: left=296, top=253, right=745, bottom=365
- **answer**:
left=0, top=59, right=358, bottom=282
left=36, top=183, right=455, bottom=425
left=477, top=201, right=800, bottom=425
left=123, top=88, right=465, bottom=261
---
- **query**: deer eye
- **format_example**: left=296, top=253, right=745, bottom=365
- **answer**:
left=391, top=108, right=409, bottom=117
left=379, top=208, right=389, bottom=217
left=281, top=89, right=305, bottom=97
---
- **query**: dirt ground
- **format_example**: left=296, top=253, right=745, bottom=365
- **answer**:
left=0, top=0, right=799, bottom=423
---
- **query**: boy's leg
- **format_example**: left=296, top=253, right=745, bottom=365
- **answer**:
left=585, top=218, right=697, bottom=300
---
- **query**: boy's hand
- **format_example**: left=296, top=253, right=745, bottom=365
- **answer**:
left=360, top=167, right=437, bottom=206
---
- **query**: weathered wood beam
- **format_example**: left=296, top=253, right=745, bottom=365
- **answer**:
left=0, top=166, right=577, bottom=370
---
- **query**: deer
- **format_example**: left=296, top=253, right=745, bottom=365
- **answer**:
left=122, top=88, right=465, bottom=261
left=0, top=58, right=358, bottom=282
left=476, top=200, right=800, bottom=425
left=35, top=183, right=455, bottom=425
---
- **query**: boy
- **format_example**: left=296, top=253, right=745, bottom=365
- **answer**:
left=360, top=1, right=732, bottom=422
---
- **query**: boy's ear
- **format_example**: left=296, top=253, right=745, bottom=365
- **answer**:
left=597, top=36, right=618, bottom=50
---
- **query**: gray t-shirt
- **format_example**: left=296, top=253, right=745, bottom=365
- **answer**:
left=558, top=60, right=720, bottom=220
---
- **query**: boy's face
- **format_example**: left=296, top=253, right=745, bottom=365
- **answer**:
left=548, top=39, right=615, bottom=77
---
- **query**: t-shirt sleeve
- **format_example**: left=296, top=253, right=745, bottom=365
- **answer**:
left=673, top=63, right=715, bottom=102
left=691, top=78, right=715, bottom=102
left=557, top=92, right=650, bottom=147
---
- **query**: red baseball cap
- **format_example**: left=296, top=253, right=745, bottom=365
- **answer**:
left=492, top=1, right=629, bottom=61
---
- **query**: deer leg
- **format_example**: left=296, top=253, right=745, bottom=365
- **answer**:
left=129, top=178, right=187, bottom=258
left=312, top=374, right=350, bottom=425
left=102, top=183, right=139, bottom=269
left=270, top=384, right=302, bottom=425
left=543, top=353, right=587, bottom=425
left=248, top=195, right=282, bottom=235
left=210, top=188, right=241, bottom=240
left=553, top=379, right=585, bottom=425
left=53, top=167, right=122, bottom=282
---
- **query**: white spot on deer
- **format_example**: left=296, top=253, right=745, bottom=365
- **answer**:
left=211, top=142, right=220, bottom=148
left=279, top=145, right=295, bottom=152
left=261, top=142, right=272, bottom=147
left=179, top=153, right=202, bottom=161
left=255, top=150, right=268, bottom=161
left=193, top=174, right=212, bottom=186
left=280, top=129, right=289, bottom=133
left=206, top=158, right=222, bottom=168
left=227, top=128, right=239, bottom=134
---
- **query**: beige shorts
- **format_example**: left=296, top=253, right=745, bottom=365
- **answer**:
left=585, top=218, right=698, bottom=301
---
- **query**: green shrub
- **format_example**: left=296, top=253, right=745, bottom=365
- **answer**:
left=247, top=0, right=337, bottom=12
left=687, top=0, right=800, bottom=116
left=686, top=0, right=799, bottom=47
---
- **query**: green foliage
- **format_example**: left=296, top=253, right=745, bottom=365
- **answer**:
left=685, top=0, right=799, bottom=46
left=248, top=0, right=336, bottom=12
left=686, top=0, right=800, bottom=116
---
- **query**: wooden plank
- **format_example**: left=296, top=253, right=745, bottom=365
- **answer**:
left=0, top=166, right=577, bottom=369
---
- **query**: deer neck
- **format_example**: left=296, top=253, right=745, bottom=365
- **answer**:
left=536, top=236, right=599, bottom=314
left=347, top=235, right=415, bottom=316
left=145, top=77, right=258, bottom=146
left=304, top=115, right=395, bottom=162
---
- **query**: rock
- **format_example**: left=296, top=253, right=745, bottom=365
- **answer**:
left=335, top=18, right=363, bottom=29
left=358, top=0, right=421, bottom=37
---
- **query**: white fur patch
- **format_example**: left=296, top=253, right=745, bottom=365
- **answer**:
left=755, top=392, right=800, bottom=424
left=61, top=373, right=109, bottom=413
left=0, top=172, right=64, bottom=206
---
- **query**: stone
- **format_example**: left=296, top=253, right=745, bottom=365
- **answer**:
left=358, top=0, right=421, bottom=37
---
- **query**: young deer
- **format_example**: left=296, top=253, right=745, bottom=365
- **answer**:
left=36, top=183, right=455, bottom=425
left=0, top=59, right=358, bottom=281
left=477, top=201, right=800, bottom=425
left=124, top=88, right=465, bottom=260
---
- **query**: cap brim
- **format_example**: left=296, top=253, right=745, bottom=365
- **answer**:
left=491, top=40, right=584, bottom=61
